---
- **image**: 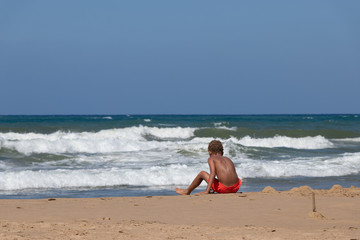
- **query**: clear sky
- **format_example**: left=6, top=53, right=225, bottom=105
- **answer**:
left=1, top=1, right=359, bottom=115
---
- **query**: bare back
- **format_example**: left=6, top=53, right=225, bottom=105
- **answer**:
left=210, top=155, right=238, bottom=187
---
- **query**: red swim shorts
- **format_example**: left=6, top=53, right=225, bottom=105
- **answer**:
left=207, top=178, right=241, bottom=194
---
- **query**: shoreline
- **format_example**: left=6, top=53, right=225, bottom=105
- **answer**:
left=1, top=185, right=359, bottom=239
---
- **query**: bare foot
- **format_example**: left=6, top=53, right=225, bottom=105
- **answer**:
left=175, top=187, right=189, bottom=195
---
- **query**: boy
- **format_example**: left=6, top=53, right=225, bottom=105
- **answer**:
left=175, top=140, right=241, bottom=195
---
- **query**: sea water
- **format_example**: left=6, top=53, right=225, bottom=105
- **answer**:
left=0, top=115, right=359, bottom=199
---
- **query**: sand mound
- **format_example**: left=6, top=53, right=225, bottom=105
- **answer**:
left=299, top=186, right=314, bottom=194
left=348, top=185, right=360, bottom=195
left=329, top=184, right=343, bottom=193
left=262, top=186, right=277, bottom=193
left=289, top=186, right=314, bottom=196
left=286, top=185, right=360, bottom=197
left=326, top=185, right=360, bottom=197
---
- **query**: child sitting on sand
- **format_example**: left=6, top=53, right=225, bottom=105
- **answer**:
left=175, top=140, right=241, bottom=195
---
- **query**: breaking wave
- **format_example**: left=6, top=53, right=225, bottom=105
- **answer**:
left=0, top=126, right=196, bottom=155
left=1, top=152, right=359, bottom=191
left=233, top=135, right=334, bottom=149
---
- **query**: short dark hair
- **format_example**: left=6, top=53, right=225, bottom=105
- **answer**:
left=208, top=140, right=223, bottom=155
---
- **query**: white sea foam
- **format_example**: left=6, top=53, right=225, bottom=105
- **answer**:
left=214, top=122, right=229, bottom=128
left=217, top=126, right=237, bottom=131
left=213, top=122, right=237, bottom=131
left=237, top=152, right=360, bottom=178
left=144, top=119, right=151, bottom=122
left=233, top=135, right=334, bottom=149
left=0, top=165, right=202, bottom=191
left=0, top=126, right=196, bottom=155
left=333, top=137, right=360, bottom=142
left=0, top=130, right=336, bottom=156
left=145, top=127, right=194, bottom=139
left=1, top=152, right=359, bottom=191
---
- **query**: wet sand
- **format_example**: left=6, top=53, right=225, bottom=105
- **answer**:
left=1, top=185, right=359, bottom=240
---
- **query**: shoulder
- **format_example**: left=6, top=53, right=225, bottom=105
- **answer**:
left=208, top=156, right=218, bottom=164
left=208, top=155, right=223, bottom=163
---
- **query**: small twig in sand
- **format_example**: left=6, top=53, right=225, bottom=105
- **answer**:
left=312, top=192, right=316, bottom=212
left=309, top=192, right=326, bottom=219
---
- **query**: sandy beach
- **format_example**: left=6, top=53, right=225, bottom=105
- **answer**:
left=1, top=185, right=359, bottom=240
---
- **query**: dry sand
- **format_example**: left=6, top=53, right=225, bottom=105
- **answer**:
left=1, top=185, right=359, bottom=240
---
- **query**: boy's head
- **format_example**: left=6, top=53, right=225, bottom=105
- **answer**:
left=208, top=140, right=224, bottom=155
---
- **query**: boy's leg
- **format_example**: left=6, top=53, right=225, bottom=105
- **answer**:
left=175, top=171, right=210, bottom=195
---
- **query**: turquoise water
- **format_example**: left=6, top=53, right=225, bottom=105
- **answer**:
left=0, top=114, right=359, bottom=199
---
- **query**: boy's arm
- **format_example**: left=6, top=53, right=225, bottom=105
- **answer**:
left=202, top=157, right=216, bottom=194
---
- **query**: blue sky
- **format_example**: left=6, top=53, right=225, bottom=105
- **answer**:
left=1, top=1, right=359, bottom=114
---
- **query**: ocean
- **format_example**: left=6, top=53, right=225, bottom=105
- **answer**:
left=0, top=114, right=359, bottom=199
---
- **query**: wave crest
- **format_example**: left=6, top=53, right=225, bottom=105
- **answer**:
left=0, top=126, right=196, bottom=155
left=233, top=135, right=333, bottom=149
